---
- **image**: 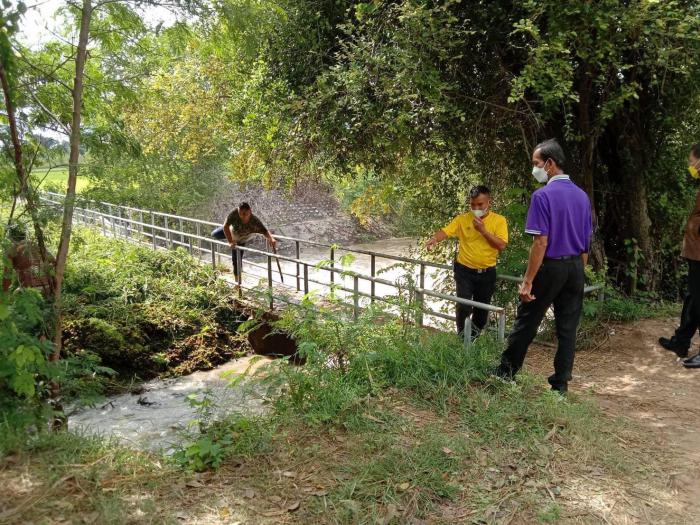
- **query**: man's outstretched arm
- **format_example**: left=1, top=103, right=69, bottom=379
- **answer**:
left=426, top=230, right=447, bottom=251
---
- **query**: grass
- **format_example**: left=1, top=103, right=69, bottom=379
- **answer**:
left=0, top=325, right=674, bottom=524
left=0, top=234, right=685, bottom=523
left=33, top=167, right=90, bottom=193
left=62, top=228, right=246, bottom=382
left=0, top=423, right=183, bottom=524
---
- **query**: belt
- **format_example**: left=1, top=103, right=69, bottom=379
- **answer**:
left=456, top=262, right=496, bottom=274
left=545, top=255, right=580, bottom=261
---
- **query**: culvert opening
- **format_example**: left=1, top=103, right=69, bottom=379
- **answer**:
left=232, top=300, right=302, bottom=364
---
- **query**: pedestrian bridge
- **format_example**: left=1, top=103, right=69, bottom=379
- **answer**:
left=40, top=191, right=603, bottom=348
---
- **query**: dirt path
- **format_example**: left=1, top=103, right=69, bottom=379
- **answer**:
left=528, top=318, right=700, bottom=522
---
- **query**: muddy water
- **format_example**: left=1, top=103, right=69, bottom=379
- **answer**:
left=68, top=356, right=273, bottom=451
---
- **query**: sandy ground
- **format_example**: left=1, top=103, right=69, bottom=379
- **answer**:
left=527, top=318, right=700, bottom=523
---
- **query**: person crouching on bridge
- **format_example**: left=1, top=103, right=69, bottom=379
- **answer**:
left=211, top=202, right=277, bottom=280
left=493, top=139, right=593, bottom=395
left=426, top=186, right=509, bottom=340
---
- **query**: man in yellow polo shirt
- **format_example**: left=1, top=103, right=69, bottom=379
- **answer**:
left=426, top=185, right=508, bottom=338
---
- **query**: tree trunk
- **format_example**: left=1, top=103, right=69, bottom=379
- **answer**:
left=0, top=61, right=52, bottom=272
left=599, top=116, right=655, bottom=294
left=575, top=64, right=606, bottom=271
left=51, top=0, right=92, bottom=364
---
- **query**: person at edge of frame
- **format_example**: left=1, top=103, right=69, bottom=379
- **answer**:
left=669, top=143, right=700, bottom=369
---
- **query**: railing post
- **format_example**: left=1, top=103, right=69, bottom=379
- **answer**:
left=101, top=214, right=106, bottom=236
left=353, top=275, right=359, bottom=320
left=303, top=263, right=309, bottom=295
left=267, top=254, right=274, bottom=309
left=498, top=311, right=506, bottom=343
left=417, top=262, right=426, bottom=325
left=179, top=218, right=184, bottom=247
left=463, top=316, right=472, bottom=350
left=196, top=223, right=202, bottom=257
left=236, top=249, right=243, bottom=298
left=370, top=254, right=376, bottom=304
left=139, top=210, right=143, bottom=239
left=415, top=289, right=424, bottom=327
left=330, top=246, right=335, bottom=287
left=151, top=213, right=156, bottom=250
left=110, top=205, right=115, bottom=237
left=164, top=217, right=170, bottom=249
left=211, top=242, right=216, bottom=268
left=295, top=240, right=300, bottom=292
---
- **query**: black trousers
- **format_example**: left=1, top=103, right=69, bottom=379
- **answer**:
left=497, top=257, right=584, bottom=390
left=670, top=292, right=698, bottom=349
left=232, top=243, right=246, bottom=279
left=454, top=261, right=497, bottom=338
left=686, top=261, right=700, bottom=347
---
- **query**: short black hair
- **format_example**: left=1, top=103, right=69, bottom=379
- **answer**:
left=469, top=185, right=491, bottom=199
left=535, top=138, right=566, bottom=168
left=692, top=143, right=700, bottom=159
left=238, top=202, right=251, bottom=211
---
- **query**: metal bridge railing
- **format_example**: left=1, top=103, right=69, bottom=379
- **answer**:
left=40, top=191, right=604, bottom=348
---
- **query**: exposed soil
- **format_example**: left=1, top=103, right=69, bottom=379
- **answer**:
left=527, top=317, right=700, bottom=523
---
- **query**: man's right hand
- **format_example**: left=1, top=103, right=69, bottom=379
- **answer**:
left=426, top=239, right=437, bottom=252
left=518, top=280, right=536, bottom=303
left=229, top=241, right=237, bottom=249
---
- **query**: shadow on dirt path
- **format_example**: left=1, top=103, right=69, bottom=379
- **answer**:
left=528, top=318, right=700, bottom=522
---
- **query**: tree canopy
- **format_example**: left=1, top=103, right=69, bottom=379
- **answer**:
left=3, top=0, right=700, bottom=294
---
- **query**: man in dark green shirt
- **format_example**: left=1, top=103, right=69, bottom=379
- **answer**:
left=212, top=202, right=277, bottom=279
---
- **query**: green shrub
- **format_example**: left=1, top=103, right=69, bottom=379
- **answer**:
left=60, top=229, right=246, bottom=385
left=0, top=286, right=56, bottom=424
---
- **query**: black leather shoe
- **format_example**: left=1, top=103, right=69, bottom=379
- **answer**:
left=658, top=337, right=689, bottom=358
left=683, top=353, right=700, bottom=368
left=551, top=384, right=567, bottom=394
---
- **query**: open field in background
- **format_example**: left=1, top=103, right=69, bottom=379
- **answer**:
left=33, top=167, right=90, bottom=193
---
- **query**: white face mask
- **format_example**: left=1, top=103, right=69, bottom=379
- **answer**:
left=532, top=165, right=549, bottom=184
left=472, top=208, right=488, bottom=219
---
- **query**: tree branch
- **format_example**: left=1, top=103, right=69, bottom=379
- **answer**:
left=30, top=92, right=71, bottom=135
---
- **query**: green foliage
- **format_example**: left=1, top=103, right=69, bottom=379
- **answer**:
left=268, top=301, right=499, bottom=424
left=0, top=283, right=54, bottom=417
left=173, top=390, right=274, bottom=471
left=538, top=503, right=562, bottom=523
left=61, top=228, right=245, bottom=386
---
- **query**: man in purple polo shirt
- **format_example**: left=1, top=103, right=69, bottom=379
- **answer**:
left=494, top=139, right=593, bottom=394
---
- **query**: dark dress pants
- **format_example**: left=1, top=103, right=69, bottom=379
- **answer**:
left=454, top=261, right=497, bottom=338
left=497, top=257, right=584, bottom=390
left=671, top=292, right=699, bottom=349
left=686, top=260, right=700, bottom=347
left=232, top=243, right=246, bottom=279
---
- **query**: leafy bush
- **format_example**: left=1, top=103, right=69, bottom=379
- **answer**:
left=61, top=228, right=247, bottom=383
left=266, top=300, right=501, bottom=425
left=173, top=391, right=275, bottom=471
left=0, top=286, right=55, bottom=421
